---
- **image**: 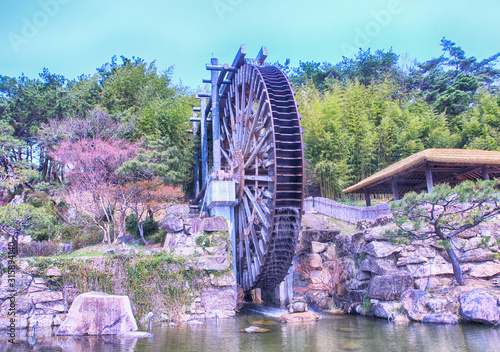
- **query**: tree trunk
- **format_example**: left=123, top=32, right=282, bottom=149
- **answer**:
left=138, top=222, right=148, bottom=245
left=113, top=211, right=126, bottom=244
left=446, top=246, right=466, bottom=285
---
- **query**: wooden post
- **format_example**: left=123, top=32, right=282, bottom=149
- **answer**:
left=200, top=96, right=208, bottom=186
left=193, top=116, right=200, bottom=197
left=391, top=179, right=399, bottom=201
left=364, top=189, right=371, bottom=206
left=425, top=163, right=433, bottom=193
left=482, top=165, right=490, bottom=180
left=210, top=57, right=221, bottom=172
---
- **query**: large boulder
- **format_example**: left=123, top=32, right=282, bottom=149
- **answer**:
left=190, top=217, right=228, bottom=234
left=57, top=292, right=138, bottom=335
left=361, top=241, right=402, bottom=258
left=288, top=296, right=307, bottom=313
left=162, top=216, right=184, bottom=233
left=459, top=289, right=500, bottom=325
left=368, top=272, right=413, bottom=301
left=401, top=289, right=430, bottom=321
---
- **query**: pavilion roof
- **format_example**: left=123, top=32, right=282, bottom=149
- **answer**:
left=343, top=148, right=500, bottom=195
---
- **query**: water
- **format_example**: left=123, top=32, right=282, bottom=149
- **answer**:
left=3, top=307, right=500, bottom=352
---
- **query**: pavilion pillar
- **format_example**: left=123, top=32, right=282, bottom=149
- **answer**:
left=364, top=189, right=371, bottom=207
left=482, top=166, right=490, bottom=180
left=391, top=179, right=399, bottom=201
left=425, top=163, right=433, bottom=193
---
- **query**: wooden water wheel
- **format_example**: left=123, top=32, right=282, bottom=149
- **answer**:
left=219, top=63, right=304, bottom=291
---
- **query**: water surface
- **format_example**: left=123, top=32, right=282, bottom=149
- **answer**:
left=2, top=307, right=500, bottom=352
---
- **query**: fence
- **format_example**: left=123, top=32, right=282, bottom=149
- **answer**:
left=304, top=197, right=392, bottom=224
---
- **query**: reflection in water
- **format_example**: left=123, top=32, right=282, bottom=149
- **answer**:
left=2, top=309, right=500, bottom=352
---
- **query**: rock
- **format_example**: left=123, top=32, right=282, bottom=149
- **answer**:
left=0, top=273, right=32, bottom=299
left=209, top=273, right=235, bottom=287
left=301, top=213, right=330, bottom=230
left=357, top=215, right=394, bottom=230
left=199, top=256, right=231, bottom=271
left=190, top=217, right=228, bottom=234
left=459, top=289, right=500, bottom=325
left=414, top=277, right=449, bottom=291
left=422, top=314, right=459, bottom=324
left=401, top=290, right=430, bottom=322
left=186, top=319, right=204, bottom=325
left=410, top=263, right=454, bottom=278
left=359, top=256, right=395, bottom=275
left=28, top=290, right=63, bottom=304
left=311, top=241, right=328, bottom=254
left=0, top=295, right=33, bottom=316
left=361, top=241, right=402, bottom=258
left=356, top=270, right=371, bottom=281
left=28, top=277, right=48, bottom=293
left=0, top=316, right=28, bottom=330
left=162, top=216, right=184, bottom=233
left=323, top=245, right=337, bottom=260
left=46, top=267, right=62, bottom=277
left=425, top=299, right=448, bottom=313
left=53, top=314, right=67, bottom=326
left=57, top=291, right=138, bottom=335
left=335, top=232, right=363, bottom=257
left=278, top=312, right=320, bottom=323
left=363, top=224, right=395, bottom=241
left=418, top=247, right=436, bottom=258
left=35, top=301, right=66, bottom=314
left=302, top=229, right=340, bottom=248
left=371, top=301, right=399, bottom=320
left=368, top=272, right=413, bottom=301
left=203, top=217, right=228, bottom=232
left=288, top=296, right=307, bottom=313
left=29, top=314, right=54, bottom=328
left=307, top=253, right=323, bottom=270
left=458, top=248, right=495, bottom=263
left=465, top=262, right=500, bottom=278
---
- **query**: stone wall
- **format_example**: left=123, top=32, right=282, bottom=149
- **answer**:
left=0, top=216, right=237, bottom=331
left=295, top=217, right=500, bottom=325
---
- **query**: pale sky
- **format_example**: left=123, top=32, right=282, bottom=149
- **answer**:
left=1, top=0, right=499, bottom=88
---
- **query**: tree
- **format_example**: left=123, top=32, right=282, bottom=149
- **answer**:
left=51, top=138, right=137, bottom=243
left=118, top=179, right=183, bottom=245
left=0, top=204, right=60, bottom=255
left=390, top=180, right=500, bottom=285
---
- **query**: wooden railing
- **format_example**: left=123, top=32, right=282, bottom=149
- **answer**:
left=304, top=197, right=392, bottom=224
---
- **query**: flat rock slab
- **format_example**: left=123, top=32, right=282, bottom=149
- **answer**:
left=57, top=291, right=138, bottom=336
left=278, top=312, right=320, bottom=323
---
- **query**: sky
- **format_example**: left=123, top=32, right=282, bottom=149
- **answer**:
left=0, top=0, right=499, bottom=89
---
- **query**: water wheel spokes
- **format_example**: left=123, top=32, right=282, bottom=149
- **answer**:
left=220, top=62, right=304, bottom=291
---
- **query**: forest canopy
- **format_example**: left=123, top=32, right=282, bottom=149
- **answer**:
left=0, top=38, right=499, bottom=245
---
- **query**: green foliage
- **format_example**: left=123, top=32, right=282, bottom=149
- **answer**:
left=0, top=203, right=61, bottom=241
left=125, top=214, right=159, bottom=239
left=390, top=180, right=500, bottom=285
left=361, top=296, right=371, bottom=314
left=195, top=234, right=211, bottom=248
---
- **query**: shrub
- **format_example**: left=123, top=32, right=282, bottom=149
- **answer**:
left=125, top=214, right=159, bottom=239
left=19, top=241, right=58, bottom=257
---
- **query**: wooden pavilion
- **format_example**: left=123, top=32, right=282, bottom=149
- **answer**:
left=342, top=148, right=500, bottom=206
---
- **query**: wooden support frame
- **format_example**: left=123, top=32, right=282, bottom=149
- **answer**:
left=425, top=162, right=433, bottom=193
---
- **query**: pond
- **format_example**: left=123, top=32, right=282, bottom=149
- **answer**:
left=2, top=306, right=500, bottom=352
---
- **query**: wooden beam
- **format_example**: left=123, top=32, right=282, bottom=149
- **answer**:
left=364, top=189, right=371, bottom=206
left=425, top=163, right=433, bottom=193
left=482, top=165, right=490, bottom=180
left=391, top=179, right=399, bottom=201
